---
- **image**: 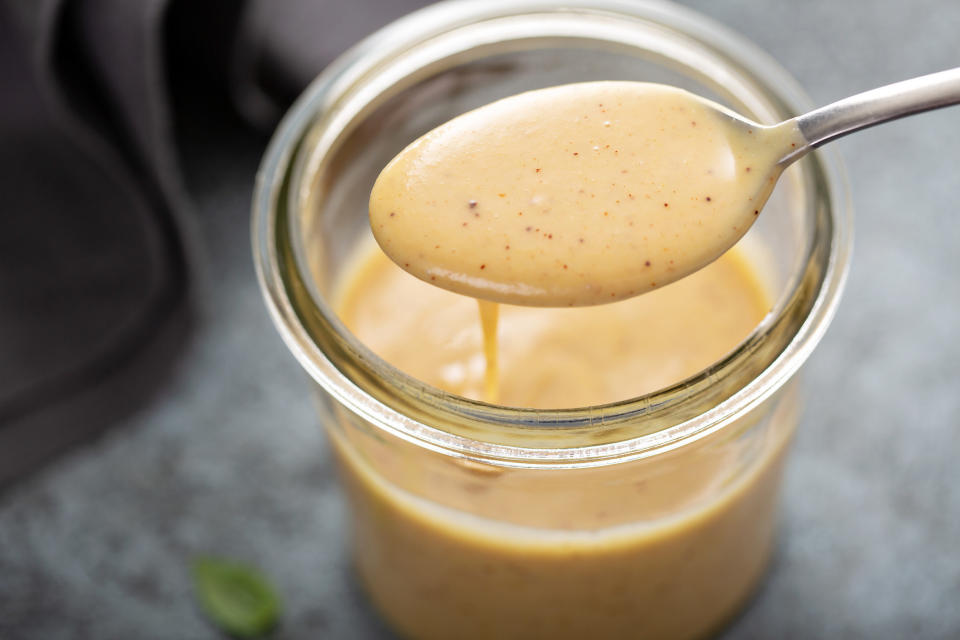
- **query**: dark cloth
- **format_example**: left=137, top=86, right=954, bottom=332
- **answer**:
left=0, top=0, right=429, bottom=484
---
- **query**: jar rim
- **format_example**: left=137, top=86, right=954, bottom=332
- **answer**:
left=252, top=0, right=852, bottom=468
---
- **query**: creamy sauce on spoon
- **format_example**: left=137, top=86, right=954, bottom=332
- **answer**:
left=370, top=81, right=803, bottom=307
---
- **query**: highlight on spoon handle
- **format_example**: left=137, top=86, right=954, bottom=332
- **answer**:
left=794, top=67, right=960, bottom=150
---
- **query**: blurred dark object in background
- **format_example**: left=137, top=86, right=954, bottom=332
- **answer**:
left=0, top=0, right=429, bottom=487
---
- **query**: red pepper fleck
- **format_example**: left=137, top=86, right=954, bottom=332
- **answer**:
left=480, top=264, right=486, bottom=270
left=663, top=203, right=669, bottom=207
left=745, top=167, right=751, bottom=172
left=462, top=222, right=468, bottom=227
left=535, top=168, right=541, bottom=173
left=691, top=121, right=697, bottom=126
left=573, top=152, right=579, bottom=156
left=430, top=276, right=436, bottom=281
left=389, top=212, right=396, bottom=217
left=562, top=264, right=568, bottom=269
left=468, top=200, right=478, bottom=208
left=505, top=245, right=510, bottom=250
left=753, top=210, right=759, bottom=216
left=578, top=238, right=585, bottom=244
left=525, top=226, right=532, bottom=232
left=547, top=234, right=553, bottom=239
left=705, top=196, right=712, bottom=202
left=644, top=260, right=651, bottom=267
left=404, top=263, right=409, bottom=267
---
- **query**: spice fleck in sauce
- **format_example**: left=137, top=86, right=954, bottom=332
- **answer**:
left=370, top=81, right=803, bottom=307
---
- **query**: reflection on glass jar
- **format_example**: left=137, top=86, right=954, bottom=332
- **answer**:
left=253, top=1, right=852, bottom=638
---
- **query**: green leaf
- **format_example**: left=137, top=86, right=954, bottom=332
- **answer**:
left=192, top=557, right=281, bottom=638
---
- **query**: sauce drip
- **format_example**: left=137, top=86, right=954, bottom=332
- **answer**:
left=477, top=299, right=499, bottom=403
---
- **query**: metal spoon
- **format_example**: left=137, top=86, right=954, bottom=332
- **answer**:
left=370, top=69, right=960, bottom=307
left=780, top=67, right=960, bottom=164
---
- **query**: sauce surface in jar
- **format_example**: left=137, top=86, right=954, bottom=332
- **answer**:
left=338, top=242, right=769, bottom=408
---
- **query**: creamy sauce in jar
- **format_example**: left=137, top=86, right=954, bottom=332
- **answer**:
left=332, top=242, right=788, bottom=639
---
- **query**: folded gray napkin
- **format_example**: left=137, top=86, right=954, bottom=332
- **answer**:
left=0, top=0, right=429, bottom=485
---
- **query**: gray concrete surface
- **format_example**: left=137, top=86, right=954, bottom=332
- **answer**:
left=1, top=1, right=958, bottom=638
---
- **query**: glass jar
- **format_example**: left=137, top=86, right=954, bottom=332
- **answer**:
left=252, top=1, right=852, bottom=638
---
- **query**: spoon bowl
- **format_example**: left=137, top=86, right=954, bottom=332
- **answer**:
left=369, top=69, right=960, bottom=307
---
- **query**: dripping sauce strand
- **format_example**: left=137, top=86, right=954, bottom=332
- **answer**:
left=477, top=299, right=500, bottom=403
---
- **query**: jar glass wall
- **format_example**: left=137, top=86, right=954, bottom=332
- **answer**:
left=253, top=1, right=852, bottom=638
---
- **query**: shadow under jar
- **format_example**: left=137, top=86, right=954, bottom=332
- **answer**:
left=252, top=1, right=852, bottom=638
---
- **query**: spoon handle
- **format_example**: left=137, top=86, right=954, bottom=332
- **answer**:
left=794, top=67, right=960, bottom=150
